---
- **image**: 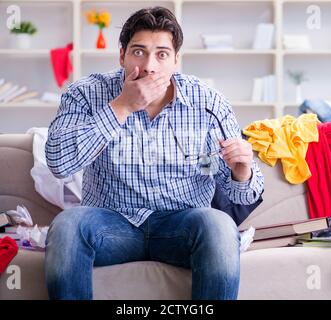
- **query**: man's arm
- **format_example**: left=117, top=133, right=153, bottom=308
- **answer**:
left=208, top=91, right=264, bottom=205
left=45, top=82, right=123, bottom=178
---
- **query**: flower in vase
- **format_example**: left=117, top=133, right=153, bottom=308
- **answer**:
left=85, top=10, right=112, bottom=49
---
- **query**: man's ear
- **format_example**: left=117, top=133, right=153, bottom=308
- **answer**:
left=119, top=48, right=125, bottom=67
left=175, top=52, right=180, bottom=71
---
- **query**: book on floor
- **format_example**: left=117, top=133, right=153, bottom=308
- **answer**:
left=253, top=217, right=329, bottom=241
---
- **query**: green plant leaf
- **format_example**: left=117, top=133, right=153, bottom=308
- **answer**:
left=9, top=21, right=37, bottom=35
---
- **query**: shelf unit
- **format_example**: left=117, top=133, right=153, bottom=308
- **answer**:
left=1, top=0, right=331, bottom=133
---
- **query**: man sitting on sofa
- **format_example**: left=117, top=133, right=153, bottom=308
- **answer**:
left=44, top=6, right=264, bottom=300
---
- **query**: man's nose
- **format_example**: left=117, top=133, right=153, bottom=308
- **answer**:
left=143, top=55, right=157, bottom=75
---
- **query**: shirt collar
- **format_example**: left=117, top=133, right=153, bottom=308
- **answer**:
left=172, top=73, right=193, bottom=108
left=118, top=67, right=125, bottom=90
left=117, top=68, right=193, bottom=108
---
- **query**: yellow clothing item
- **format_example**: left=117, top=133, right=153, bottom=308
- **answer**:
left=243, top=114, right=320, bottom=184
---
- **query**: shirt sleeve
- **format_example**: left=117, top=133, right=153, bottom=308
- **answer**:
left=45, top=83, right=122, bottom=178
left=206, top=90, right=264, bottom=205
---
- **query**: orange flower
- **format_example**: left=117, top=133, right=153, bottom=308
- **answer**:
left=86, top=10, right=97, bottom=24
left=98, top=12, right=111, bottom=28
left=85, top=10, right=111, bottom=29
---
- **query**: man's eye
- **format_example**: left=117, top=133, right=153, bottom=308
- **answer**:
left=133, top=50, right=144, bottom=56
left=158, top=52, right=169, bottom=59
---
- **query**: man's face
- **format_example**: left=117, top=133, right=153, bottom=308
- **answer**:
left=120, top=30, right=179, bottom=80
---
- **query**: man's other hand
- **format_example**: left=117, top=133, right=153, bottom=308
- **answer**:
left=220, top=138, right=253, bottom=182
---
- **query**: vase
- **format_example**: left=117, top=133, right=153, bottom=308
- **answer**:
left=16, top=34, right=31, bottom=50
left=96, top=29, right=106, bottom=49
left=296, top=85, right=302, bottom=104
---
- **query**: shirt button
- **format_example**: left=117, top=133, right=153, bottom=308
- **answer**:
left=150, top=132, right=157, bottom=139
left=150, top=151, right=156, bottom=158
left=153, top=187, right=161, bottom=199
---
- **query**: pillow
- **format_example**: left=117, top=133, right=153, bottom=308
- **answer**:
left=211, top=183, right=263, bottom=226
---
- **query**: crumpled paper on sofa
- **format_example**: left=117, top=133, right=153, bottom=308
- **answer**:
left=16, top=225, right=49, bottom=249
left=240, top=226, right=255, bottom=253
left=6, top=205, right=49, bottom=249
left=6, top=205, right=33, bottom=226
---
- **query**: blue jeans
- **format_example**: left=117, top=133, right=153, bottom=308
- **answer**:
left=45, top=206, right=240, bottom=300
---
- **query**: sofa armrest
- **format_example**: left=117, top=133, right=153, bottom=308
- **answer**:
left=239, top=157, right=309, bottom=231
left=0, top=134, right=61, bottom=226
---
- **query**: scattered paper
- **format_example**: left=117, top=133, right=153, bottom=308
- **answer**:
left=6, top=205, right=33, bottom=226
left=16, top=225, right=49, bottom=249
left=240, top=226, right=255, bottom=253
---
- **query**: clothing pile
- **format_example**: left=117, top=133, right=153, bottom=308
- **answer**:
left=243, top=113, right=331, bottom=219
left=0, top=237, right=18, bottom=274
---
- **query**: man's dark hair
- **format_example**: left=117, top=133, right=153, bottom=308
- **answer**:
left=119, top=7, right=184, bottom=54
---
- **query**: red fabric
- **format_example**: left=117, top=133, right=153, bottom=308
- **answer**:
left=305, top=122, right=331, bottom=218
left=0, top=236, right=19, bottom=274
left=50, top=43, right=73, bottom=88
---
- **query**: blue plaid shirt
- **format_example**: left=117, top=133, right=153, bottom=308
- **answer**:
left=46, top=68, right=264, bottom=227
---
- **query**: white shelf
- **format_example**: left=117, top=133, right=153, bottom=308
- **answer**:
left=283, top=50, right=331, bottom=55
left=80, top=0, right=166, bottom=2
left=231, top=101, right=276, bottom=107
left=283, top=0, right=331, bottom=2
left=182, top=49, right=276, bottom=55
left=0, top=49, right=50, bottom=56
left=182, top=0, right=274, bottom=2
left=80, top=49, right=119, bottom=56
left=2, top=0, right=72, bottom=2
left=0, top=0, right=331, bottom=132
left=283, top=103, right=300, bottom=107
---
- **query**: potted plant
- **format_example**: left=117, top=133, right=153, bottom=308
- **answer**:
left=85, top=10, right=111, bottom=49
left=10, top=21, right=37, bottom=50
left=287, top=70, right=309, bottom=104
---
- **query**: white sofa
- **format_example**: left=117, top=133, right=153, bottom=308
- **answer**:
left=0, top=133, right=330, bottom=300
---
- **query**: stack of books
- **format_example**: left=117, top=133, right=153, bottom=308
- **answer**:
left=247, top=217, right=329, bottom=250
left=296, top=236, right=331, bottom=247
left=200, top=34, right=234, bottom=50
left=283, top=34, right=312, bottom=50
left=0, top=79, right=38, bottom=104
left=251, top=74, right=276, bottom=103
left=252, top=23, right=275, bottom=50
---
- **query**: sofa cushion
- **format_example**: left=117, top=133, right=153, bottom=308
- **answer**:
left=94, top=247, right=331, bottom=300
left=2, top=247, right=331, bottom=300
left=239, top=247, right=331, bottom=299
left=0, top=249, right=48, bottom=299
left=93, top=261, right=191, bottom=300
